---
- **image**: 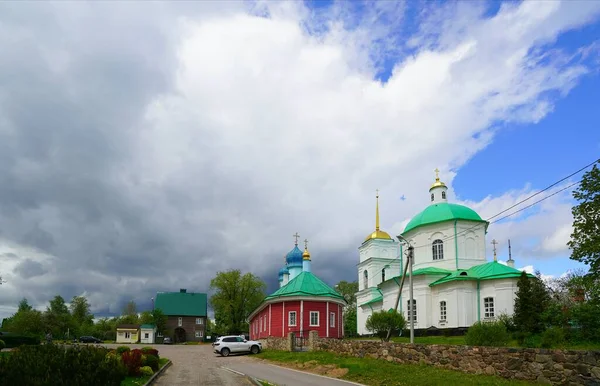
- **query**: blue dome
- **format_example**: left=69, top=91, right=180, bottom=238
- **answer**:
left=285, top=245, right=303, bottom=267
left=278, top=267, right=289, bottom=279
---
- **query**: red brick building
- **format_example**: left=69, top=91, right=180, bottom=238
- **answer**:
left=248, top=241, right=346, bottom=339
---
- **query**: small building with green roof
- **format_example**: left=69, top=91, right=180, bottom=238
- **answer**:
left=357, top=171, right=531, bottom=334
left=249, top=243, right=346, bottom=340
left=154, top=288, right=207, bottom=343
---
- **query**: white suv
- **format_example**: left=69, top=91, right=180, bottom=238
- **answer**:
left=212, top=335, right=262, bottom=357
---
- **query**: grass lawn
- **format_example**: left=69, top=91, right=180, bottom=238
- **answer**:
left=256, top=351, right=531, bottom=386
left=120, top=357, right=169, bottom=386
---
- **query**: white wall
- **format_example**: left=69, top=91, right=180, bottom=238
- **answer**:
left=140, top=328, right=155, bottom=344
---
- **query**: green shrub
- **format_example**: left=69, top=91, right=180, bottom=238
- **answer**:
left=140, top=366, right=154, bottom=376
left=0, top=340, right=5, bottom=350
left=116, top=346, right=131, bottom=355
left=141, top=347, right=159, bottom=358
left=522, top=334, right=540, bottom=348
left=541, top=327, right=565, bottom=348
left=0, top=344, right=126, bottom=385
left=497, top=313, right=516, bottom=332
left=143, top=354, right=160, bottom=371
left=465, top=321, right=509, bottom=347
left=365, top=310, right=406, bottom=342
left=0, top=333, right=40, bottom=348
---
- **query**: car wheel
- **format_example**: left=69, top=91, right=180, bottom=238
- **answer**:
left=250, top=345, right=259, bottom=354
left=221, top=348, right=230, bottom=357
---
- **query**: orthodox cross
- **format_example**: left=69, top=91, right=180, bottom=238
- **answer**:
left=376, top=188, right=379, bottom=198
left=304, top=239, right=309, bottom=250
left=435, top=168, right=440, bottom=180
left=491, top=239, right=498, bottom=261
left=293, top=232, right=300, bottom=245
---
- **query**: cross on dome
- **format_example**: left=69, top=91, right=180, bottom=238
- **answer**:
left=293, top=232, right=300, bottom=245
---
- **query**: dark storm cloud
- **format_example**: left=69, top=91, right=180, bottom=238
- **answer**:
left=14, top=259, right=47, bottom=279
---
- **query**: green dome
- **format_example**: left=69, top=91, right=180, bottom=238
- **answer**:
left=403, top=203, right=487, bottom=234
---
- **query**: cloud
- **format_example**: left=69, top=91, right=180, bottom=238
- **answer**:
left=0, top=1, right=598, bottom=321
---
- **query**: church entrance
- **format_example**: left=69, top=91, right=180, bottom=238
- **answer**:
left=291, top=332, right=308, bottom=352
left=174, top=327, right=186, bottom=343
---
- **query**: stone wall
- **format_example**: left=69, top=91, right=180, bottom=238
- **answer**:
left=313, top=338, right=600, bottom=385
left=259, top=333, right=293, bottom=351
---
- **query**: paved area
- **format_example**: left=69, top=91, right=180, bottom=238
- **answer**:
left=102, top=344, right=362, bottom=386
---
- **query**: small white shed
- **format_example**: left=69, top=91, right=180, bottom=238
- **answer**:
left=140, top=324, right=156, bottom=344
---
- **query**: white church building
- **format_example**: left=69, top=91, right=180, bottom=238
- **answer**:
left=356, top=172, right=530, bottom=335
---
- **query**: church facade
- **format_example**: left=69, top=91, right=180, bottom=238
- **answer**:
left=356, top=173, right=530, bottom=335
left=249, top=238, right=346, bottom=340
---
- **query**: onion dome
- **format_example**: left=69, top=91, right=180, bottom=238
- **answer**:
left=285, top=244, right=304, bottom=267
left=430, top=168, right=447, bottom=191
left=302, top=239, right=311, bottom=260
left=278, top=267, right=289, bottom=280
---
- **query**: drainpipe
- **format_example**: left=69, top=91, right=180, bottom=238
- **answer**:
left=454, top=220, right=459, bottom=270
left=477, top=280, right=481, bottom=322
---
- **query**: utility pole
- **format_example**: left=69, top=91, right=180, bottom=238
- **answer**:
left=408, top=246, right=414, bottom=344
left=387, top=236, right=414, bottom=343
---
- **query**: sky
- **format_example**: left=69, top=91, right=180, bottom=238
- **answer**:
left=0, top=0, right=599, bottom=321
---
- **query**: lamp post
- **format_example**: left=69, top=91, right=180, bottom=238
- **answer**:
left=395, top=235, right=414, bottom=344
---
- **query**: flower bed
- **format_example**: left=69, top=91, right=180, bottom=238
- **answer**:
left=0, top=344, right=168, bottom=386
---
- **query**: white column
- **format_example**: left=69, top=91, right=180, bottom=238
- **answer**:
left=300, top=300, right=304, bottom=337
left=269, top=304, right=272, bottom=336
left=326, top=302, right=330, bottom=338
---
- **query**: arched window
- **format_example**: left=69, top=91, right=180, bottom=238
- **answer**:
left=432, top=239, right=444, bottom=260
left=382, top=268, right=386, bottom=283
left=363, top=270, right=368, bottom=289
left=430, top=193, right=434, bottom=202
left=407, top=299, right=417, bottom=322
left=442, top=191, right=446, bottom=199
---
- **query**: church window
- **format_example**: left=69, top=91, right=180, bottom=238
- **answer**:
left=363, top=270, right=368, bottom=289
left=288, top=311, right=297, bottom=326
left=442, top=191, right=446, bottom=199
left=440, top=301, right=447, bottom=321
left=382, top=268, right=386, bottom=283
left=330, top=312, right=335, bottom=328
left=484, top=297, right=495, bottom=318
left=407, top=299, right=417, bottom=322
left=309, top=311, right=319, bottom=326
left=432, top=239, right=444, bottom=260
left=431, top=193, right=434, bottom=202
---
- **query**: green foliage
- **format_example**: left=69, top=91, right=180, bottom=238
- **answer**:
left=142, top=354, right=159, bottom=371
left=70, top=296, right=94, bottom=330
left=465, top=321, right=509, bottom=347
left=513, top=272, right=549, bottom=334
left=0, top=344, right=126, bottom=385
left=44, top=295, right=75, bottom=339
left=0, top=333, right=40, bottom=348
left=343, top=307, right=358, bottom=338
left=335, top=280, right=358, bottom=308
left=496, top=313, right=516, bottom=332
left=121, top=349, right=143, bottom=376
left=116, top=346, right=131, bottom=355
left=568, top=162, right=600, bottom=279
left=210, top=269, right=266, bottom=334
left=540, top=327, right=565, bottom=348
left=365, top=310, right=406, bottom=342
left=140, top=347, right=159, bottom=358
left=0, top=340, right=4, bottom=350
left=140, top=366, right=154, bottom=376
left=150, top=309, right=167, bottom=336
left=570, top=300, right=600, bottom=341
left=2, top=307, right=45, bottom=337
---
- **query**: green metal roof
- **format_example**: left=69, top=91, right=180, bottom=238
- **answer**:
left=429, top=261, right=534, bottom=287
left=140, top=324, right=155, bottom=329
left=265, top=271, right=345, bottom=301
left=362, top=295, right=383, bottom=306
left=154, top=291, right=207, bottom=317
left=403, top=203, right=487, bottom=234
left=411, top=267, right=452, bottom=276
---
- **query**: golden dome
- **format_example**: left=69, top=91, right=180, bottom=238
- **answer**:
left=365, top=229, right=392, bottom=242
left=364, top=190, right=393, bottom=242
left=302, top=239, right=311, bottom=260
left=429, top=168, right=447, bottom=190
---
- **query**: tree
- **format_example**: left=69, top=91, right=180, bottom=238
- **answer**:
left=365, top=310, right=406, bottom=342
left=513, top=272, right=549, bottom=334
left=139, top=311, right=153, bottom=325
left=120, top=300, right=139, bottom=324
left=568, top=162, right=600, bottom=279
left=343, top=307, right=358, bottom=338
left=3, top=299, right=45, bottom=336
left=210, top=269, right=266, bottom=334
left=18, top=298, right=33, bottom=312
left=70, top=296, right=94, bottom=327
left=44, top=295, right=74, bottom=338
left=335, top=281, right=358, bottom=308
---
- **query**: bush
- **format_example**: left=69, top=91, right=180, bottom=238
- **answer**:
left=465, top=321, right=509, bottom=347
left=541, top=327, right=565, bottom=348
left=121, top=348, right=143, bottom=376
left=116, top=346, right=131, bottom=355
left=140, top=366, right=154, bottom=376
left=522, top=334, right=540, bottom=348
left=0, top=333, right=40, bottom=348
left=143, top=354, right=160, bottom=371
left=497, top=313, right=516, bottom=332
left=0, top=344, right=126, bottom=385
left=365, top=310, right=406, bottom=342
left=141, top=347, right=159, bottom=358
left=0, top=340, right=5, bottom=350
